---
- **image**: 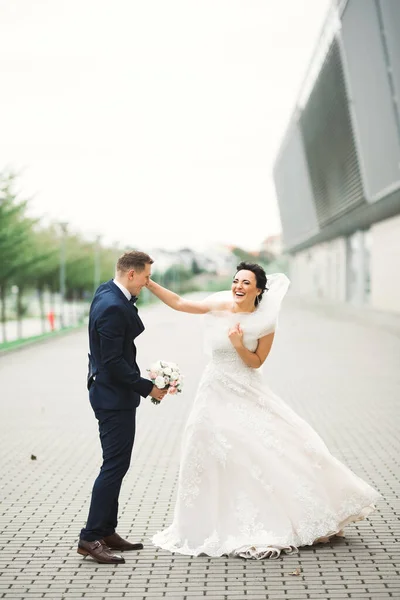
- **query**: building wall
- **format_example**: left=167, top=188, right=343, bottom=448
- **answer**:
left=274, top=0, right=400, bottom=253
left=273, top=0, right=400, bottom=314
left=340, top=0, right=400, bottom=202
left=299, top=36, right=365, bottom=227
left=289, top=237, right=347, bottom=302
left=370, top=214, right=400, bottom=312
left=288, top=214, right=400, bottom=314
left=273, top=118, right=320, bottom=249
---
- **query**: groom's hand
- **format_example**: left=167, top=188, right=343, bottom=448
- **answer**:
left=150, top=386, right=168, bottom=401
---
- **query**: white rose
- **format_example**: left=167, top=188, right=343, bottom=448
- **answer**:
left=150, top=361, right=162, bottom=372
left=163, top=367, right=172, bottom=376
left=170, top=371, right=179, bottom=381
left=154, top=375, right=166, bottom=389
left=168, top=362, right=178, bottom=370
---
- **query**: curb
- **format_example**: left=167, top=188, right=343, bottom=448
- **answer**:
left=0, top=324, right=86, bottom=357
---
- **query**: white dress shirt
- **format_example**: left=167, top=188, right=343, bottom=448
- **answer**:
left=113, top=279, right=131, bottom=301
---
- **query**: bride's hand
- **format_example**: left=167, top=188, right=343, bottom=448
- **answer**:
left=228, top=323, right=243, bottom=348
left=146, top=279, right=155, bottom=291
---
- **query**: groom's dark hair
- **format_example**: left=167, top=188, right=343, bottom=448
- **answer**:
left=117, top=250, right=154, bottom=273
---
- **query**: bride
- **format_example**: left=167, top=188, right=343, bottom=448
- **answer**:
left=147, top=262, right=381, bottom=559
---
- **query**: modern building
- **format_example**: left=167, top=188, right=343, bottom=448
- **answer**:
left=273, top=0, right=400, bottom=313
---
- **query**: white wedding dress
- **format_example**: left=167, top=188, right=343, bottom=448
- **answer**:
left=152, top=274, right=381, bottom=559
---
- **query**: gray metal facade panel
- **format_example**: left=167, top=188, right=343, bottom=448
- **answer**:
left=341, top=0, right=400, bottom=201
left=273, top=119, right=320, bottom=249
left=379, top=0, right=400, bottom=130
left=299, top=37, right=365, bottom=227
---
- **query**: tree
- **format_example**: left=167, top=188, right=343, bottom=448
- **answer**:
left=0, top=171, right=37, bottom=341
left=20, top=225, right=60, bottom=333
left=231, top=246, right=272, bottom=268
left=163, top=264, right=193, bottom=292
left=191, top=257, right=204, bottom=275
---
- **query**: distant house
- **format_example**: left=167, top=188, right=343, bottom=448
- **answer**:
left=261, top=234, right=282, bottom=258
left=149, top=245, right=236, bottom=276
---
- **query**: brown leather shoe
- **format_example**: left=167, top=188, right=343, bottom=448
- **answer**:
left=102, top=532, right=143, bottom=551
left=77, top=539, right=125, bottom=564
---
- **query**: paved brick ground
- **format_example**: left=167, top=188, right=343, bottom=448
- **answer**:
left=0, top=297, right=399, bottom=600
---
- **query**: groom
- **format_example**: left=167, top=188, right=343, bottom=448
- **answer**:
left=78, top=251, right=167, bottom=564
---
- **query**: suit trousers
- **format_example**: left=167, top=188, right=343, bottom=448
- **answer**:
left=80, top=407, right=136, bottom=541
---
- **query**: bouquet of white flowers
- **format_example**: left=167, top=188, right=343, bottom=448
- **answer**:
left=147, top=360, right=183, bottom=405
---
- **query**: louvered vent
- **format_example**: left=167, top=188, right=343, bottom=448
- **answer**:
left=299, top=37, right=365, bottom=227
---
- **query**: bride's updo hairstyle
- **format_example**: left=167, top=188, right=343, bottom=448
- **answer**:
left=235, top=262, right=268, bottom=307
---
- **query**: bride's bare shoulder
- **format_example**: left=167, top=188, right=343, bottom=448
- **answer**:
left=201, top=290, right=233, bottom=314
left=206, top=300, right=232, bottom=313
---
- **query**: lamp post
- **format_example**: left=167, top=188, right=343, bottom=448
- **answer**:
left=94, top=235, right=102, bottom=294
left=59, top=222, right=68, bottom=329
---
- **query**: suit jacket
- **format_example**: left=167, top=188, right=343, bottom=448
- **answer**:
left=87, top=280, right=153, bottom=410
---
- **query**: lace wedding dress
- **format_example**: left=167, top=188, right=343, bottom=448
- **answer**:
left=152, top=274, right=381, bottom=559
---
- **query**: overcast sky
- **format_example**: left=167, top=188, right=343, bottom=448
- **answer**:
left=0, top=0, right=331, bottom=252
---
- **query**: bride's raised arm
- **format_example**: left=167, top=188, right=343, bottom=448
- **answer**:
left=146, top=279, right=226, bottom=314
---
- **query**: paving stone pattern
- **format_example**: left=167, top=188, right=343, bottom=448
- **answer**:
left=0, top=298, right=399, bottom=600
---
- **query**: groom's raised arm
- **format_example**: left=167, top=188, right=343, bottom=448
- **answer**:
left=96, top=305, right=153, bottom=398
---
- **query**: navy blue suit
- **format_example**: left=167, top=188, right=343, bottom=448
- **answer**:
left=80, top=280, right=153, bottom=542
